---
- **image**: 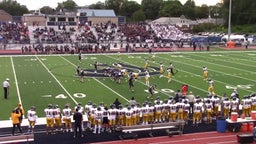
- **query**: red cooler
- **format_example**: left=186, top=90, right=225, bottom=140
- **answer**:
left=231, top=112, right=238, bottom=121
left=251, top=111, right=256, bottom=120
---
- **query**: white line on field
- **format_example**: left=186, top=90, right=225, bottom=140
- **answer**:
left=106, top=55, right=209, bottom=94
left=183, top=53, right=256, bottom=82
left=10, top=56, right=22, bottom=105
left=158, top=55, right=255, bottom=93
left=60, top=56, right=129, bottom=102
left=35, top=56, right=78, bottom=105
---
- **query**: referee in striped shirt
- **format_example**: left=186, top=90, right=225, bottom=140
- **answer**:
left=3, top=78, right=10, bottom=99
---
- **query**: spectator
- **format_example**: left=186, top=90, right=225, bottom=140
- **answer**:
left=3, top=78, right=10, bottom=99
left=11, top=109, right=23, bottom=136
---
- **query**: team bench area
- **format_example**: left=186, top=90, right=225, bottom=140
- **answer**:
left=116, top=120, right=185, bottom=140
left=0, top=134, right=34, bottom=144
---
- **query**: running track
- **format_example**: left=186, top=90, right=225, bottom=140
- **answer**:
left=95, top=131, right=254, bottom=144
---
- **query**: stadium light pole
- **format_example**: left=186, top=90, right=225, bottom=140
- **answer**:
left=227, top=0, right=232, bottom=41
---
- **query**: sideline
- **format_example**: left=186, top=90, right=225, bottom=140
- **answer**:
left=10, top=56, right=22, bottom=105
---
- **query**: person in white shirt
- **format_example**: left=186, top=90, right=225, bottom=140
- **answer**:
left=3, top=78, right=10, bottom=99
left=27, top=106, right=37, bottom=133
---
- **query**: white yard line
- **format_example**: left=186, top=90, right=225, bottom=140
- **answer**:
left=60, top=56, right=129, bottom=102
left=10, top=56, right=22, bottom=105
left=35, top=56, right=78, bottom=105
left=158, top=55, right=255, bottom=93
left=106, top=55, right=209, bottom=94
left=183, top=53, right=256, bottom=82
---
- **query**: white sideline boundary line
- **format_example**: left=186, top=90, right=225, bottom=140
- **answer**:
left=0, top=50, right=256, bottom=58
left=10, top=56, right=22, bottom=105
left=36, top=56, right=78, bottom=105
left=158, top=54, right=255, bottom=93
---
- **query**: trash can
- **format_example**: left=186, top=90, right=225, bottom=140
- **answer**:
left=217, top=116, right=226, bottom=133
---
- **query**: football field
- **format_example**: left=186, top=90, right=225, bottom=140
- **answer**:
left=0, top=51, right=256, bottom=120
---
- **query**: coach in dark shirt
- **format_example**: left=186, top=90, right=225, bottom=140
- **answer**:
left=73, top=108, right=83, bottom=138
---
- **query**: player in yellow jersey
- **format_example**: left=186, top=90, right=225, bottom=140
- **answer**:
left=167, top=69, right=172, bottom=83
left=159, top=63, right=164, bottom=78
left=208, top=79, right=215, bottom=95
left=144, top=59, right=149, bottom=70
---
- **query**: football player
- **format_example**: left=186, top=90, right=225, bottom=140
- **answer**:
left=208, top=79, right=215, bottom=96
left=204, top=100, right=213, bottom=124
left=167, top=69, right=172, bottom=83
left=108, top=104, right=117, bottom=132
left=62, top=104, right=72, bottom=132
left=202, top=66, right=208, bottom=81
left=145, top=71, right=150, bottom=86
left=169, top=100, right=177, bottom=122
left=45, top=104, right=54, bottom=134
left=159, top=63, right=164, bottom=78
left=53, top=105, right=63, bottom=133
left=27, top=106, right=37, bottom=133
left=193, top=100, right=203, bottom=126
left=144, top=59, right=149, bottom=70
left=222, top=97, right=231, bottom=118
left=94, top=107, right=103, bottom=134
left=176, top=98, right=185, bottom=121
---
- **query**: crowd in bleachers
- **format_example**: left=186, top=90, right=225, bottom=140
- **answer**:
left=0, top=21, right=200, bottom=53
left=0, top=22, right=30, bottom=46
left=150, top=23, right=187, bottom=42
left=32, top=26, right=74, bottom=44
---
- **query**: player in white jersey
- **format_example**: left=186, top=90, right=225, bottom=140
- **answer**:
left=169, top=100, right=177, bottom=122
left=85, top=101, right=92, bottom=129
left=94, top=107, right=103, bottom=134
left=27, top=106, right=37, bottom=133
left=211, top=95, right=220, bottom=119
left=148, top=103, right=155, bottom=124
left=231, top=97, right=239, bottom=113
left=62, top=104, right=72, bottom=132
left=53, top=105, right=63, bottom=132
left=89, top=104, right=97, bottom=131
left=44, top=104, right=54, bottom=134
left=202, top=66, right=208, bottom=81
left=251, top=94, right=256, bottom=111
left=117, top=105, right=125, bottom=126
left=193, top=100, right=203, bottom=125
left=222, top=97, right=231, bottom=118
left=154, top=101, right=163, bottom=123
left=141, top=103, right=149, bottom=125
left=161, top=100, right=170, bottom=122
left=183, top=100, right=190, bottom=124
left=176, top=99, right=185, bottom=121
left=108, top=104, right=117, bottom=132
left=145, top=71, right=150, bottom=86
left=204, top=100, right=213, bottom=124
left=125, top=106, right=133, bottom=126
left=208, top=79, right=215, bottom=95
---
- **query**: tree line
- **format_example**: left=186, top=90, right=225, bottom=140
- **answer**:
left=0, top=0, right=256, bottom=26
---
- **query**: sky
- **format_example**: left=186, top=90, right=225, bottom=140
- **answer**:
left=15, top=0, right=220, bottom=10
